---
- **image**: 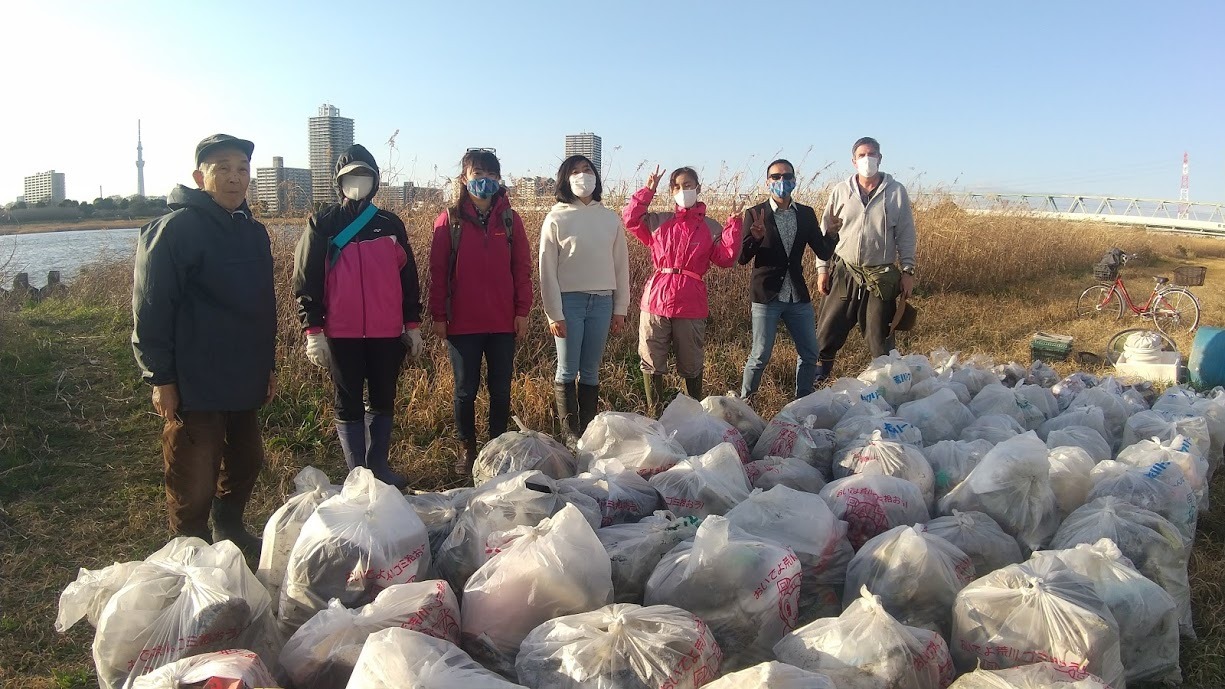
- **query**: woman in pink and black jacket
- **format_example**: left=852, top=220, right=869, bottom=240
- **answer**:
left=624, top=165, right=739, bottom=414
left=292, top=144, right=421, bottom=489
left=429, top=149, right=532, bottom=477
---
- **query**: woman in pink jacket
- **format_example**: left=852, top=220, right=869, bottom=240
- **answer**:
left=623, top=165, right=739, bottom=414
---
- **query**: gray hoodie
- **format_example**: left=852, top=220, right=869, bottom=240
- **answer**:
left=818, top=173, right=917, bottom=272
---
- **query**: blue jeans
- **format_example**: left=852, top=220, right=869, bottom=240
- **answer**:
left=554, top=292, right=615, bottom=384
left=741, top=299, right=820, bottom=399
left=446, top=333, right=516, bottom=441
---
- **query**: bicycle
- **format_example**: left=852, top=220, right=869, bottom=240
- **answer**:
left=1075, top=253, right=1201, bottom=334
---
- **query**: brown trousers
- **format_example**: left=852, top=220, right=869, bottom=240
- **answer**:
left=639, top=313, right=707, bottom=379
left=162, top=410, right=264, bottom=535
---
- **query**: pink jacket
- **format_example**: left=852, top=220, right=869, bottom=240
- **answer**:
left=623, top=188, right=739, bottom=319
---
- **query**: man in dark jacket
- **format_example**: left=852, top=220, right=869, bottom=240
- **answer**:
left=131, top=134, right=277, bottom=556
left=737, top=159, right=837, bottom=400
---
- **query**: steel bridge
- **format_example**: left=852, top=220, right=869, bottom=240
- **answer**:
left=957, top=193, right=1225, bottom=236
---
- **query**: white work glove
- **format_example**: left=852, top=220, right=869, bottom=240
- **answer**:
left=305, top=332, right=330, bottom=368
left=401, top=327, right=423, bottom=357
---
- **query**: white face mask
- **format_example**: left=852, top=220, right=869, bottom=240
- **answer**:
left=856, top=155, right=880, bottom=178
left=570, top=172, right=596, bottom=198
left=674, top=188, right=698, bottom=209
left=340, top=174, right=374, bottom=201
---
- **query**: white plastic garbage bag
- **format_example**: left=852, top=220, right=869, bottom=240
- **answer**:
left=1116, top=435, right=1210, bottom=509
left=1053, top=372, right=1099, bottom=412
left=598, top=511, right=701, bottom=604
left=257, top=466, right=339, bottom=608
left=908, top=374, right=973, bottom=406
left=1026, top=360, right=1059, bottom=388
left=514, top=603, right=722, bottom=689
left=922, top=510, right=1023, bottom=576
left=473, top=416, right=576, bottom=486
left=778, top=389, right=854, bottom=429
left=406, top=487, right=473, bottom=563
left=1123, top=410, right=1212, bottom=462
left=55, top=538, right=279, bottom=689
left=903, top=353, right=937, bottom=385
left=926, top=439, right=993, bottom=501
left=132, top=649, right=277, bottom=689
left=820, top=474, right=930, bottom=550
left=744, top=455, right=827, bottom=493
left=951, top=361, right=1001, bottom=398
left=278, top=580, right=459, bottom=689
left=1154, top=386, right=1225, bottom=474
left=277, top=468, right=430, bottom=635
left=1070, top=387, right=1130, bottom=449
left=960, top=413, right=1025, bottom=444
left=1015, top=384, right=1059, bottom=424
left=948, top=662, right=1113, bottom=688
left=701, top=393, right=767, bottom=448
left=828, top=377, right=895, bottom=413
left=970, top=384, right=1046, bottom=431
left=703, top=661, right=836, bottom=689
left=648, top=443, right=752, bottom=518
left=1051, top=496, right=1193, bottom=638
left=1028, top=539, right=1181, bottom=685
left=897, top=387, right=977, bottom=445
left=346, top=628, right=525, bottom=688
left=556, top=458, right=662, bottom=527
left=1046, top=425, right=1111, bottom=463
left=661, top=394, right=751, bottom=461
left=1088, top=460, right=1197, bottom=544
left=951, top=560, right=1124, bottom=688
left=834, top=411, right=922, bottom=450
left=753, top=414, right=836, bottom=477
left=1039, top=406, right=1109, bottom=447
left=939, top=432, right=1060, bottom=553
left=644, top=516, right=801, bottom=670
left=774, top=585, right=955, bottom=689
left=577, top=412, right=688, bottom=477
left=834, top=431, right=935, bottom=508
left=845, top=525, right=975, bottom=637
left=994, top=362, right=1028, bottom=388
left=1048, top=446, right=1096, bottom=519
left=858, top=350, right=914, bottom=407
left=726, top=486, right=854, bottom=621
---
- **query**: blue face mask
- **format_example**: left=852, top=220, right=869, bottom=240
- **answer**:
left=770, top=179, right=797, bottom=199
left=467, top=177, right=500, bottom=200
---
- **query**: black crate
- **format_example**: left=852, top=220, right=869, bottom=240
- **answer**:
left=1093, top=263, right=1118, bottom=281
left=1174, top=265, right=1206, bottom=286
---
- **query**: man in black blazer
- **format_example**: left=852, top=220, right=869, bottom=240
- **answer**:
left=737, top=159, right=838, bottom=400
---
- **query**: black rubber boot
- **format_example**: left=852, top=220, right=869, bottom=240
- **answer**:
left=336, top=419, right=367, bottom=472
left=643, top=374, right=666, bottom=418
left=366, top=413, right=408, bottom=490
left=211, top=498, right=262, bottom=560
left=683, top=375, right=703, bottom=401
left=577, top=383, right=600, bottom=435
left=554, top=381, right=581, bottom=441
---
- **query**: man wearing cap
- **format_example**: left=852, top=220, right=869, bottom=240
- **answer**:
left=132, top=134, right=276, bottom=556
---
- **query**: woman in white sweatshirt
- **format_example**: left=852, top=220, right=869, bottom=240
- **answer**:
left=540, top=155, right=630, bottom=440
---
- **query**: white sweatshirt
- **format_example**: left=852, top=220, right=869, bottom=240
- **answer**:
left=539, top=200, right=631, bottom=323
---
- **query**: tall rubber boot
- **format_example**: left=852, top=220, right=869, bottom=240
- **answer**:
left=643, top=373, right=666, bottom=418
left=577, top=383, right=600, bottom=435
left=683, top=375, right=703, bottom=401
left=365, top=412, right=408, bottom=490
left=554, top=381, right=580, bottom=442
left=335, top=420, right=367, bottom=472
left=210, top=498, right=262, bottom=560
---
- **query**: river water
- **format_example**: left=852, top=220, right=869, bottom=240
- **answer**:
left=1, top=228, right=139, bottom=287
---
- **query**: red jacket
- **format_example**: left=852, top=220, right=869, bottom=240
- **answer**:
left=623, top=188, right=739, bottom=319
left=429, top=191, right=532, bottom=335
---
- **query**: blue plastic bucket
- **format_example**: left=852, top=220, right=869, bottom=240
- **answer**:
left=1190, top=326, right=1225, bottom=389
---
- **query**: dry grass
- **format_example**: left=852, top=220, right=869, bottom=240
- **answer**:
left=1, top=196, right=1224, bottom=687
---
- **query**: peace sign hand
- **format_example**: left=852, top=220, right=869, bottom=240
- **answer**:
left=645, top=165, right=665, bottom=194
left=748, top=208, right=767, bottom=240
left=730, top=194, right=746, bottom=217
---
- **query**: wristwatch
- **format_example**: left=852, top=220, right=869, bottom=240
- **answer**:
left=901, top=266, right=916, bottom=276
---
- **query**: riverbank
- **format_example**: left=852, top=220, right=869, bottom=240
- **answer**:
left=0, top=218, right=157, bottom=235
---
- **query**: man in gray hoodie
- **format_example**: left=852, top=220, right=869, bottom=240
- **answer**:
left=131, top=134, right=277, bottom=556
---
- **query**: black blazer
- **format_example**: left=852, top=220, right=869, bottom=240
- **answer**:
left=738, top=199, right=835, bottom=304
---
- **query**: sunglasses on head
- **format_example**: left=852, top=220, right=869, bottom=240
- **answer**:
left=768, top=173, right=796, bottom=181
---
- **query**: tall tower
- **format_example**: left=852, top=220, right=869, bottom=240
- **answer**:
left=136, top=120, right=146, bottom=197
left=309, top=104, right=355, bottom=204
left=1178, top=151, right=1189, bottom=219
left=564, top=133, right=603, bottom=176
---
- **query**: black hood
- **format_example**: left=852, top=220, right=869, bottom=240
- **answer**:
left=334, top=144, right=381, bottom=203
left=166, top=184, right=251, bottom=222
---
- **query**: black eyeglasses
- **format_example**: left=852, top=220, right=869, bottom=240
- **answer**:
left=768, top=173, right=796, bottom=181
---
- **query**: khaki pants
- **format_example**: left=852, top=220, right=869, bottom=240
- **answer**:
left=639, top=313, right=707, bottom=379
left=162, top=410, right=264, bottom=536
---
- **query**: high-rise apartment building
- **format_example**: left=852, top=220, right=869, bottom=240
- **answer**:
left=374, top=181, right=444, bottom=210
left=255, top=156, right=314, bottom=214
left=23, top=170, right=66, bottom=204
left=309, top=103, right=355, bottom=204
left=564, top=132, right=602, bottom=175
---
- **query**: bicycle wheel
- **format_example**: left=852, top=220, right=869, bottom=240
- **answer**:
left=1076, top=285, right=1122, bottom=321
left=1150, top=287, right=1201, bottom=335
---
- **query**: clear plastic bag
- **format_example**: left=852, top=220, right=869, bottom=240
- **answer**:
left=703, top=661, right=836, bottom=689
left=908, top=374, right=973, bottom=405
left=994, top=362, right=1028, bottom=388
left=406, top=487, right=473, bottom=564
left=644, top=516, right=802, bottom=671
left=346, top=628, right=525, bottom=688
left=970, top=384, right=1046, bottom=431
left=858, top=350, right=914, bottom=407
left=726, top=486, right=854, bottom=622
left=926, top=439, right=993, bottom=501
left=922, top=510, right=1023, bottom=577
left=648, top=443, right=753, bottom=518
left=1026, top=360, right=1060, bottom=388
left=1154, top=386, right=1225, bottom=475
left=277, top=468, right=431, bottom=636
left=1088, top=460, right=1197, bottom=544
left=1028, top=539, right=1181, bottom=685
left=834, top=411, right=923, bottom=450
left=701, top=393, right=767, bottom=448
left=774, top=585, right=955, bottom=689
left=474, top=416, right=577, bottom=486
left=661, top=394, right=751, bottom=461
left=951, top=560, right=1124, bottom=688
left=902, top=353, right=937, bottom=386
left=257, top=466, right=339, bottom=608
left=828, top=377, right=895, bottom=413
left=132, top=649, right=277, bottom=689
left=939, top=432, right=1060, bottom=554
left=1045, top=425, right=1111, bottom=463
left=278, top=580, right=460, bottom=689
left=897, top=387, right=977, bottom=445
left=820, top=474, right=930, bottom=550
left=960, top=413, right=1025, bottom=444
left=556, top=458, right=662, bottom=527
left=461, top=504, right=613, bottom=676
left=744, top=455, right=827, bottom=493
left=514, top=603, right=722, bottom=689
left=1069, top=387, right=1130, bottom=449
left=1048, top=446, right=1096, bottom=519
left=56, top=538, right=280, bottom=689
left=948, top=662, right=1112, bottom=688
left=1052, top=372, right=1099, bottom=412
left=598, top=511, right=701, bottom=604
left=1051, top=496, right=1193, bottom=638
left=1123, top=409, right=1212, bottom=462
left=834, top=431, right=935, bottom=509
left=753, top=414, right=836, bottom=478
left=1116, top=435, right=1209, bottom=509
left=951, top=360, right=1001, bottom=398
left=1039, top=406, right=1109, bottom=447
left=577, top=412, right=687, bottom=477
left=845, top=525, right=976, bottom=637
left=778, top=388, right=854, bottom=429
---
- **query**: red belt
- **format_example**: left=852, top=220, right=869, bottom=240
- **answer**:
left=659, top=267, right=703, bottom=281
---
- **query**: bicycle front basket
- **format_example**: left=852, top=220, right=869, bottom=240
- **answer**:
left=1093, top=263, right=1118, bottom=281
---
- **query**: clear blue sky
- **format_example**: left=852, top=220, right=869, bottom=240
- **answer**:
left=3, top=0, right=1222, bottom=203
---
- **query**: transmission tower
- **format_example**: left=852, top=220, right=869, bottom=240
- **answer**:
left=1178, top=151, right=1189, bottom=219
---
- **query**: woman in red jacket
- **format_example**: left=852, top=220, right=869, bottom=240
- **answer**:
left=429, top=149, right=532, bottom=477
